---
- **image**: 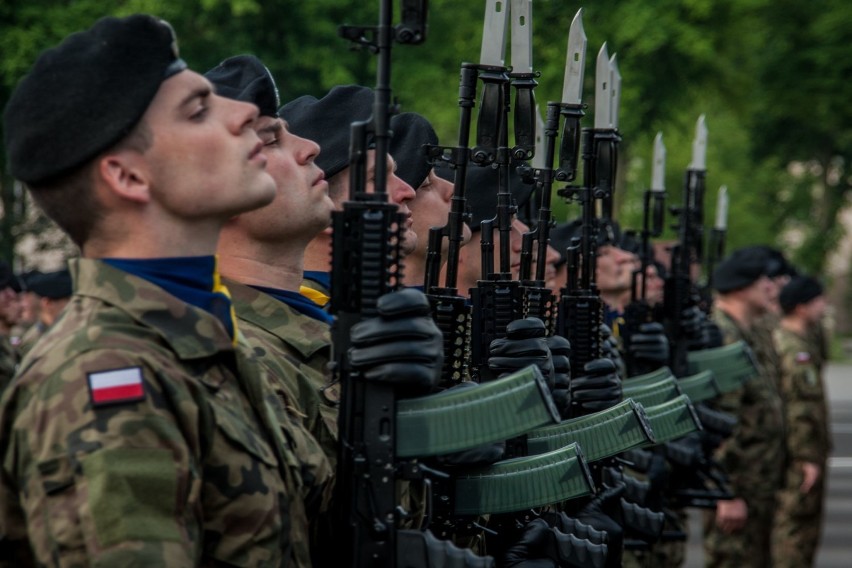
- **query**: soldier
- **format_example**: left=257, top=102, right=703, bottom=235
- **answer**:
left=0, top=261, right=22, bottom=391
left=0, top=15, right=351, bottom=565
left=771, top=275, right=831, bottom=568
left=16, top=269, right=73, bottom=358
left=703, top=247, right=786, bottom=567
left=279, top=85, right=417, bottom=299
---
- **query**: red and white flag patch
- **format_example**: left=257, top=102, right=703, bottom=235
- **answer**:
left=795, top=352, right=811, bottom=364
left=87, top=367, right=145, bottom=407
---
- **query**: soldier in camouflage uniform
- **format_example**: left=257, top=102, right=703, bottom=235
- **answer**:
left=771, top=276, right=831, bottom=567
left=703, top=248, right=786, bottom=567
left=16, top=269, right=73, bottom=359
left=0, top=15, right=331, bottom=566
left=0, top=261, right=22, bottom=392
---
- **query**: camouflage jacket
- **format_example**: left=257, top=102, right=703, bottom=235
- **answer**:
left=774, top=326, right=831, bottom=464
left=709, top=308, right=786, bottom=498
left=225, top=278, right=337, bottom=469
left=0, top=259, right=320, bottom=567
left=15, top=322, right=46, bottom=360
left=0, top=335, right=16, bottom=393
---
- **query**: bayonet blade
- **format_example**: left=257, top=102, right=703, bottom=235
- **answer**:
left=594, top=43, right=611, bottom=129
left=651, top=132, right=666, bottom=192
left=609, top=53, right=621, bottom=130
left=689, top=114, right=708, bottom=170
left=510, top=0, right=533, bottom=73
left=561, top=8, right=587, bottom=105
left=714, top=185, right=728, bottom=230
left=480, top=0, right=510, bottom=67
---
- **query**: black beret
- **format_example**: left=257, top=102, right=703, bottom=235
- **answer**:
left=389, top=113, right=438, bottom=190
left=27, top=269, right=73, bottom=299
left=204, top=55, right=280, bottom=117
left=555, top=217, right=623, bottom=249
left=779, top=275, right=823, bottom=313
left=548, top=220, right=583, bottom=267
left=738, top=245, right=796, bottom=278
left=712, top=247, right=769, bottom=293
left=0, top=261, right=19, bottom=291
left=278, top=85, right=375, bottom=180
left=4, top=14, right=187, bottom=185
left=436, top=161, right=534, bottom=231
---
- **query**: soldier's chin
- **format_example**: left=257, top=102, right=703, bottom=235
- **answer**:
left=400, top=229, right=418, bottom=258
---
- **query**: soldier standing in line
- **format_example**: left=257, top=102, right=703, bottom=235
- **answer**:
left=771, top=275, right=832, bottom=568
left=703, top=247, right=786, bottom=568
left=16, top=269, right=72, bottom=358
left=0, top=16, right=365, bottom=566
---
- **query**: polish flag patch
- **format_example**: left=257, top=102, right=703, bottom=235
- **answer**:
left=87, top=367, right=146, bottom=407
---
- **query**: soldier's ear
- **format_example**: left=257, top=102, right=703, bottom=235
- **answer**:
left=97, top=150, right=152, bottom=205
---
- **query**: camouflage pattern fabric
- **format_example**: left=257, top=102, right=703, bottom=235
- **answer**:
left=703, top=308, right=785, bottom=567
left=770, top=326, right=830, bottom=568
left=0, top=335, right=16, bottom=392
left=225, top=278, right=338, bottom=468
left=15, top=322, right=45, bottom=360
left=0, top=259, right=323, bottom=567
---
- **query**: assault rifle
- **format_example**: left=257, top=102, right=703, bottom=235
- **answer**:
left=333, top=2, right=493, bottom=566
left=622, top=133, right=667, bottom=375
left=663, top=115, right=707, bottom=377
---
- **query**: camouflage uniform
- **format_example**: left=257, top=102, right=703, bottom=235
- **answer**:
left=703, top=308, right=785, bottom=568
left=0, top=334, right=17, bottom=392
left=0, top=259, right=327, bottom=567
left=770, top=326, right=831, bottom=568
left=15, top=322, right=46, bottom=360
left=225, top=278, right=338, bottom=467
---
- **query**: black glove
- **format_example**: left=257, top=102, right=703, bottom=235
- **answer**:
left=434, top=382, right=506, bottom=466
left=702, top=318, right=724, bottom=349
left=575, top=486, right=625, bottom=568
left=599, top=324, right=627, bottom=378
left=545, top=334, right=571, bottom=419
left=679, top=306, right=704, bottom=339
left=570, top=358, right=622, bottom=415
left=488, top=318, right=554, bottom=389
left=626, top=322, right=670, bottom=372
left=501, top=518, right=557, bottom=568
left=348, top=288, right=443, bottom=396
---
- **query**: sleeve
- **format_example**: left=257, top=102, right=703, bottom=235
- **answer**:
left=782, top=354, right=825, bottom=464
left=1, top=349, right=201, bottom=567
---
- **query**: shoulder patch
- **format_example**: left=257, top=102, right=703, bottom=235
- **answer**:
left=87, top=367, right=146, bottom=407
left=795, top=351, right=811, bottom=364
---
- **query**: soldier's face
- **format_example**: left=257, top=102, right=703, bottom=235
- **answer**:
left=232, top=116, right=332, bottom=241
left=644, top=265, right=665, bottom=306
left=142, top=70, right=275, bottom=220
left=747, top=275, right=775, bottom=313
left=596, top=245, right=634, bottom=292
left=408, top=169, right=471, bottom=259
left=801, top=295, right=827, bottom=325
left=0, top=288, right=22, bottom=327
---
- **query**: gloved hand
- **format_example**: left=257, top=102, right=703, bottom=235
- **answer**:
left=488, top=318, right=554, bottom=389
left=599, top=324, right=627, bottom=379
left=575, top=486, right=625, bottom=568
left=570, top=358, right=622, bottom=415
left=501, top=518, right=557, bottom=568
left=348, top=288, right=443, bottom=396
left=627, top=322, right=670, bottom=373
left=679, top=306, right=704, bottom=339
left=702, top=318, right=724, bottom=349
left=545, top=334, right=571, bottom=419
left=434, top=382, right=506, bottom=466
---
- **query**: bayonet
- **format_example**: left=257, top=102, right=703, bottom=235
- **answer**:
left=609, top=53, right=621, bottom=130
left=594, top=43, right=611, bottom=129
left=510, top=0, right=533, bottom=73
left=509, top=0, right=537, bottom=160
left=531, top=104, right=547, bottom=169
left=714, top=185, right=728, bottom=231
left=651, top=132, right=666, bottom=193
left=480, top=0, right=509, bottom=67
left=689, top=114, right=707, bottom=171
left=561, top=8, right=587, bottom=106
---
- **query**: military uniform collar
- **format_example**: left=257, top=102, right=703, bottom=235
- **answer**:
left=223, top=277, right=330, bottom=359
left=71, top=258, right=235, bottom=359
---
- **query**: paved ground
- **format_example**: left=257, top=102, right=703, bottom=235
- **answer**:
left=683, top=363, right=852, bottom=567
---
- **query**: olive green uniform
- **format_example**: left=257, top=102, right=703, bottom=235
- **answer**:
left=0, top=259, right=328, bottom=567
left=703, top=309, right=785, bottom=567
left=770, top=326, right=831, bottom=568
left=0, top=334, right=17, bottom=393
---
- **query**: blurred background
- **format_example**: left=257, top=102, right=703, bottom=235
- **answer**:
left=1, top=0, right=851, bottom=340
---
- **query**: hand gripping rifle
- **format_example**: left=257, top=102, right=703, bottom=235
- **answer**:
left=334, top=3, right=492, bottom=566
left=622, top=133, right=667, bottom=373
left=518, top=8, right=586, bottom=333
left=663, top=115, right=707, bottom=377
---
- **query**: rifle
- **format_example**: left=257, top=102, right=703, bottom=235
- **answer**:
left=518, top=8, right=586, bottom=333
left=621, top=133, right=667, bottom=375
left=663, top=115, right=707, bottom=377
left=333, top=3, right=493, bottom=566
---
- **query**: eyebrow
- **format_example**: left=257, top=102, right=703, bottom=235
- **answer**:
left=257, top=121, right=283, bottom=137
left=177, top=86, right=212, bottom=110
